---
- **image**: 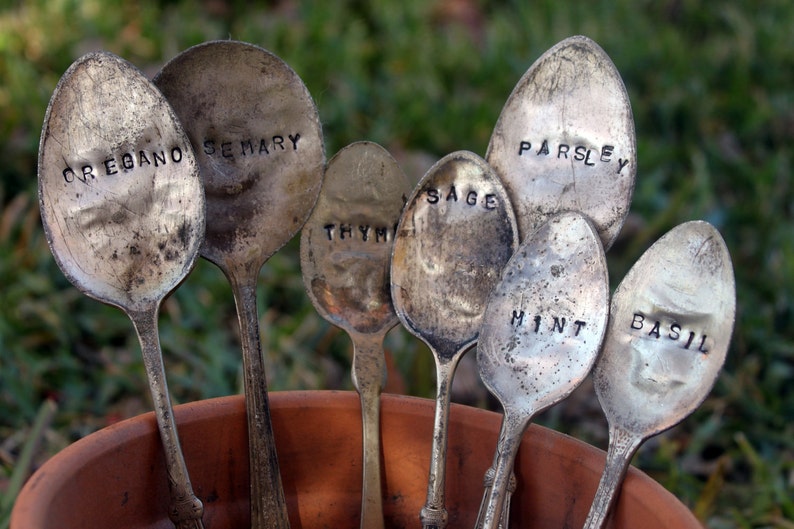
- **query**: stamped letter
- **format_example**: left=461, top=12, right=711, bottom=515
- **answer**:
left=103, top=158, right=118, bottom=176
left=511, top=310, right=525, bottom=326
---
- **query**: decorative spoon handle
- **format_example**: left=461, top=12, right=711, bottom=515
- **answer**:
left=477, top=415, right=525, bottom=529
left=130, top=305, right=204, bottom=529
left=229, top=271, right=290, bottom=529
left=474, top=457, right=515, bottom=528
left=420, top=355, right=461, bottom=529
left=582, top=424, right=643, bottom=529
left=351, top=331, right=388, bottom=529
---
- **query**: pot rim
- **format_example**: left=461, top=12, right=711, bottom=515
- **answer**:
left=11, top=390, right=702, bottom=529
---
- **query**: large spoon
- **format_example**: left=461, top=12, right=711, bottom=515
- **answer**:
left=476, top=212, right=610, bottom=529
left=300, top=141, right=411, bottom=529
left=478, top=34, right=637, bottom=527
left=38, top=52, right=206, bottom=529
left=390, top=151, right=518, bottom=529
left=583, top=220, right=736, bottom=529
left=154, top=40, right=325, bottom=529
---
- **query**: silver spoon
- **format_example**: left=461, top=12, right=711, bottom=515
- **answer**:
left=154, top=40, right=325, bottom=529
left=300, top=141, right=411, bottom=529
left=476, top=212, right=610, bottom=529
left=38, top=52, right=206, bottom=529
left=583, top=220, right=736, bottom=529
left=390, top=151, right=518, bottom=529
left=478, top=34, right=637, bottom=527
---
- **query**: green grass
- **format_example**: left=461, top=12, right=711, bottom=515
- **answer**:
left=2, top=1, right=793, bottom=527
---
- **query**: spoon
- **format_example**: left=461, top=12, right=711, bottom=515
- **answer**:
left=38, top=52, right=206, bottom=529
left=476, top=212, right=610, bottom=529
left=583, top=220, right=735, bottom=529
left=390, top=151, right=518, bottom=529
left=300, top=141, right=411, bottom=529
left=477, top=34, right=637, bottom=527
left=154, top=40, right=325, bottom=529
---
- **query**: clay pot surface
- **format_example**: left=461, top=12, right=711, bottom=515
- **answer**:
left=12, top=391, right=701, bottom=528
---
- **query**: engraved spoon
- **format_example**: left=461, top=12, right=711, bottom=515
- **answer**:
left=154, top=40, right=325, bottom=529
left=476, top=212, right=610, bottom=529
left=583, top=220, right=735, bottom=529
left=477, top=34, right=637, bottom=527
left=300, top=141, right=411, bottom=529
left=38, top=52, right=206, bottom=529
left=390, top=151, right=518, bottom=529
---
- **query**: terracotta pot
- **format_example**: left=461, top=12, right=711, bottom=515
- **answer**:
left=12, top=391, right=701, bottom=528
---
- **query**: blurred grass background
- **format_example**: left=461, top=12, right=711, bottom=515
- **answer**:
left=1, top=0, right=792, bottom=527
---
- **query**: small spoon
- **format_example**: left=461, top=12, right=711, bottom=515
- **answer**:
left=390, top=151, right=518, bottom=529
left=154, top=40, right=325, bottom=529
left=476, top=212, right=610, bottom=529
left=300, top=141, right=411, bottom=529
left=583, top=220, right=736, bottom=529
left=38, top=52, right=206, bottom=529
left=478, top=34, right=637, bottom=527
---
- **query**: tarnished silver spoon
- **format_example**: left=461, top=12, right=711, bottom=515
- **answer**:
left=476, top=212, right=610, bottom=529
left=583, top=220, right=735, bottom=529
left=300, top=141, right=411, bottom=529
left=478, top=34, right=637, bottom=527
left=154, top=40, right=325, bottom=529
left=390, top=151, right=518, bottom=529
left=38, top=52, right=206, bottom=529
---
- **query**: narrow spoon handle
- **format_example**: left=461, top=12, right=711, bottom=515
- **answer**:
left=420, top=355, right=462, bottom=529
left=130, top=306, right=204, bottom=529
left=230, top=272, right=290, bottom=529
left=474, top=454, right=515, bottom=528
left=478, top=416, right=525, bottom=529
left=351, top=331, right=388, bottom=529
left=582, top=424, right=643, bottom=529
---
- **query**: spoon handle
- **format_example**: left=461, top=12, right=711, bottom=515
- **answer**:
left=350, top=331, right=388, bottom=529
left=129, top=306, right=204, bottom=529
left=230, top=274, right=290, bottom=529
left=581, top=424, right=643, bottom=529
left=478, top=415, right=525, bottom=529
left=420, top=355, right=462, bottom=529
left=474, top=455, right=516, bottom=528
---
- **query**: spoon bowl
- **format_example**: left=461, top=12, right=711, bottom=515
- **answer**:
left=486, top=35, right=636, bottom=248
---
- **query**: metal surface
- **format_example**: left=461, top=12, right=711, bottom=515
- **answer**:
left=300, top=141, right=411, bottom=529
left=477, top=35, right=638, bottom=527
left=474, top=467, right=516, bottom=529
left=486, top=35, right=636, bottom=248
left=584, top=220, right=735, bottom=529
left=390, top=151, right=518, bottom=529
left=475, top=212, right=609, bottom=529
left=38, top=52, right=206, bottom=529
left=154, top=40, right=325, bottom=529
